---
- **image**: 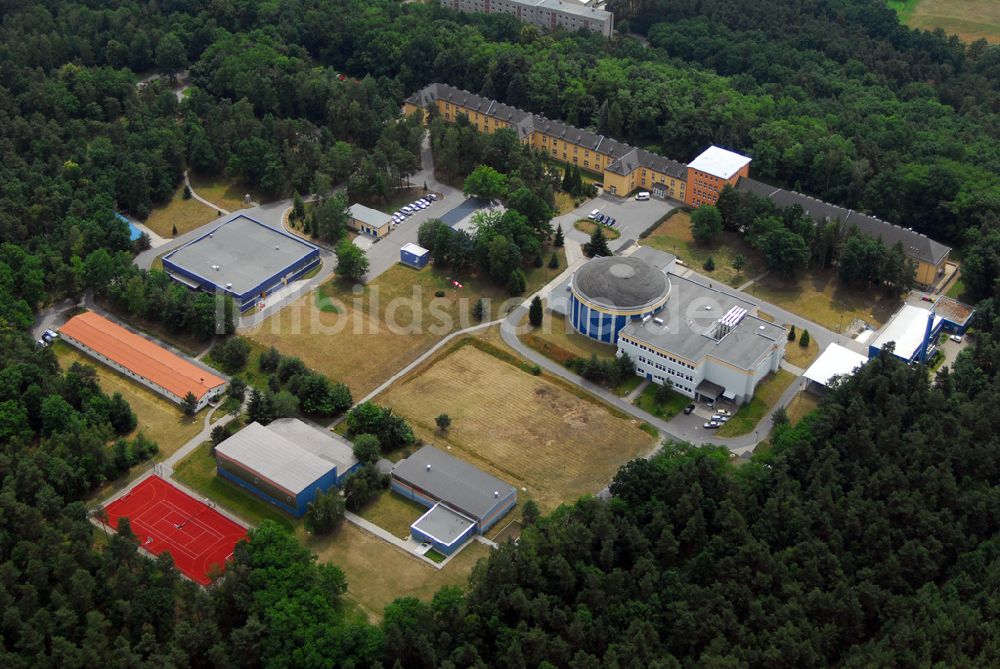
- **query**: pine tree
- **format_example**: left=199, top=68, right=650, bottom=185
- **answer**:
left=181, top=391, right=198, bottom=415
left=529, top=295, right=543, bottom=327
left=507, top=268, right=527, bottom=295
left=562, top=166, right=573, bottom=192
left=472, top=298, right=486, bottom=321
left=799, top=329, right=811, bottom=348
left=292, top=190, right=305, bottom=221
left=554, top=223, right=565, bottom=247
left=172, top=224, right=178, bottom=236
left=787, top=325, right=797, bottom=342
left=548, top=252, right=559, bottom=269
left=584, top=225, right=611, bottom=257
left=703, top=256, right=715, bottom=271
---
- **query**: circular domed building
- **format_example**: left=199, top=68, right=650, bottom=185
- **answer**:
left=569, top=256, right=670, bottom=343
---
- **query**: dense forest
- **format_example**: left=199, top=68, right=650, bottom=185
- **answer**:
left=1, top=0, right=999, bottom=666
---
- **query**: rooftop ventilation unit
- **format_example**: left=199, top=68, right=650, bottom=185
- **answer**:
left=211, top=264, right=220, bottom=271
left=713, top=306, right=748, bottom=340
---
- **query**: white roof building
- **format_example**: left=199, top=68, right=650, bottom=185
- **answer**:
left=688, top=146, right=753, bottom=180
left=869, top=304, right=942, bottom=363
left=803, top=343, right=869, bottom=389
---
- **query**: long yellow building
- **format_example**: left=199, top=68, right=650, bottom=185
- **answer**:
left=404, top=82, right=951, bottom=287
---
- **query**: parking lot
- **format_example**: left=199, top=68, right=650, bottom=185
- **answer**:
left=557, top=192, right=679, bottom=245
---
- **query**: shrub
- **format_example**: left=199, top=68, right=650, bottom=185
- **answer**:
left=304, top=488, right=345, bottom=535
left=259, top=346, right=282, bottom=373
left=703, top=256, right=716, bottom=272
left=211, top=337, right=250, bottom=374
left=434, top=290, right=445, bottom=297
left=799, top=329, right=811, bottom=348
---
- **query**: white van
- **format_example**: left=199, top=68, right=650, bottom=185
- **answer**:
left=588, top=209, right=600, bottom=219
left=635, top=191, right=650, bottom=201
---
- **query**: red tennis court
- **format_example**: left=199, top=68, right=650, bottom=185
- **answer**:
left=102, top=476, right=248, bottom=585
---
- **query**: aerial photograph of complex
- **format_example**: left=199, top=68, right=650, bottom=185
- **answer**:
left=1, top=0, right=997, bottom=666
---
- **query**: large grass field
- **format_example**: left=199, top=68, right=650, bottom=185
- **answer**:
left=245, top=254, right=564, bottom=398
left=52, top=341, right=203, bottom=458
left=751, top=268, right=900, bottom=333
left=717, top=369, right=797, bottom=437
left=377, top=341, right=657, bottom=512
left=144, top=184, right=220, bottom=238
left=307, top=523, right=489, bottom=622
left=889, top=0, right=1000, bottom=43
left=643, top=211, right=764, bottom=287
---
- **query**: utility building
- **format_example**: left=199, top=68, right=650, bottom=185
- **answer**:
left=163, top=214, right=320, bottom=312
left=400, top=243, right=430, bottom=269
left=215, top=420, right=359, bottom=516
left=348, top=203, right=392, bottom=239
left=391, top=445, right=516, bottom=555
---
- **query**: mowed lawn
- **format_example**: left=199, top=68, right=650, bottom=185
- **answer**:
left=357, top=490, right=427, bottom=539
left=892, top=0, right=1000, bottom=43
left=378, top=343, right=657, bottom=512
left=308, top=523, right=489, bottom=623
left=520, top=309, right=618, bottom=366
left=53, top=341, right=202, bottom=458
left=752, top=268, right=900, bottom=333
left=245, top=256, right=565, bottom=398
left=717, top=369, right=797, bottom=437
left=144, top=184, right=220, bottom=238
left=643, top=211, right=764, bottom=287
left=188, top=174, right=260, bottom=213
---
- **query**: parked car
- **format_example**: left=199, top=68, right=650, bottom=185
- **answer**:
left=716, top=408, right=731, bottom=416
left=427, top=193, right=438, bottom=200
left=44, top=329, right=59, bottom=340
left=950, top=334, right=963, bottom=343
left=606, top=217, right=616, bottom=226
left=588, top=209, right=600, bottom=220
left=703, top=420, right=721, bottom=429
left=636, top=191, right=650, bottom=201
left=683, top=403, right=695, bottom=415
left=35, top=339, right=48, bottom=349
left=401, top=205, right=413, bottom=213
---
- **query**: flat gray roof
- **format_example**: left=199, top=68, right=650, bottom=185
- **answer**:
left=348, top=203, right=391, bottom=228
left=265, top=418, right=357, bottom=475
left=164, top=214, right=317, bottom=295
left=620, top=273, right=785, bottom=369
left=392, top=445, right=515, bottom=521
left=630, top=246, right=676, bottom=273
left=573, top=256, right=670, bottom=311
left=412, top=503, right=475, bottom=547
left=215, top=421, right=336, bottom=495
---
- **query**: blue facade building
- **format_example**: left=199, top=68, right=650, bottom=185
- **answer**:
left=400, top=243, right=430, bottom=269
left=392, top=445, right=517, bottom=552
left=214, top=420, right=359, bottom=517
left=569, top=256, right=671, bottom=344
left=163, top=214, right=320, bottom=312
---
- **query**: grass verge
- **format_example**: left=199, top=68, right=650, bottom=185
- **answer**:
left=634, top=383, right=691, bottom=420
left=717, top=369, right=796, bottom=437
left=574, top=219, right=621, bottom=240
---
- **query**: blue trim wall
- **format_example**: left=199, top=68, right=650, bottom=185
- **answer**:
left=401, top=250, right=429, bottom=268
left=411, top=522, right=476, bottom=556
left=336, top=461, right=362, bottom=486
left=218, top=467, right=299, bottom=515
left=217, top=463, right=339, bottom=517
left=390, top=478, right=517, bottom=533
left=162, top=215, right=321, bottom=313
left=569, top=293, right=664, bottom=344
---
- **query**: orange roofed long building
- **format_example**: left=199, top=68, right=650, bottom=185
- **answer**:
left=59, top=311, right=226, bottom=411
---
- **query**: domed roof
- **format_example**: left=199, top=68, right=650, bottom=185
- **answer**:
left=572, top=256, right=669, bottom=311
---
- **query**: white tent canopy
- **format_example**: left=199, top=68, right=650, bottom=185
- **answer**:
left=803, top=344, right=869, bottom=388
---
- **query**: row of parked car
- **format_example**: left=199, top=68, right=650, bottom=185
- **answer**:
left=703, top=409, right=732, bottom=429
left=36, top=329, right=59, bottom=348
left=587, top=209, right=618, bottom=227
left=392, top=193, right=439, bottom=227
